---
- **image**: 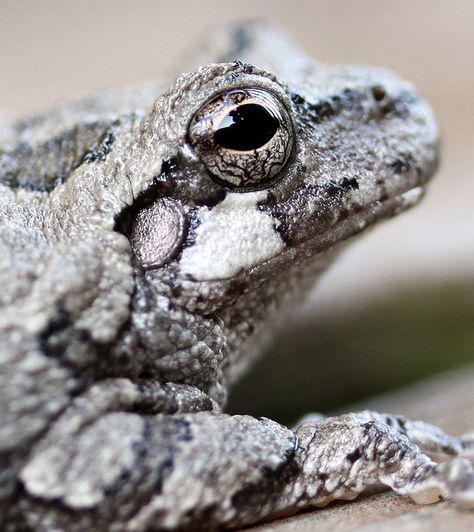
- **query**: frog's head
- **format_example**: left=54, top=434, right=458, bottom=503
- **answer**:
left=123, top=58, right=439, bottom=315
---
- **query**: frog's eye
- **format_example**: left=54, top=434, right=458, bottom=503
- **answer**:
left=187, top=88, right=293, bottom=189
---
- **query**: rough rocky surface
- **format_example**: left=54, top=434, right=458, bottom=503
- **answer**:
left=250, top=367, right=474, bottom=531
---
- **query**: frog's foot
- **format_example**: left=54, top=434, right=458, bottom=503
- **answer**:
left=292, top=411, right=474, bottom=512
left=356, top=410, right=474, bottom=462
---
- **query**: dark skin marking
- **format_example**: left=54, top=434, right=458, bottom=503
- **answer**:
left=291, top=93, right=338, bottom=124
left=271, top=220, right=291, bottom=244
left=38, top=300, right=72, bottom=358
left=291, top=88, right=370, bottom=129
left=390, top=155, right=411, bottom=174
left=256, top=192, right=292, bottom=245
left=167, top=206, right=199, bottom=259
left=324, top=177, right=359, bottom=196
left=229, top=445, right=300, bottom=525
left=225, top=279, right=249, bottom=303
left=82, top=130, right=115, bottom=164
left=202, top=187, right=227, bottom=208
left=161, top=157, right=179, bottom=174
left=293, top=87, right=415, bottom=129
left=382, top=91, right=417, bottom=118
left=113, top=156, right=181, bottom=237
left=1, top=121, right=113, bottom=192
left=346, top=448, right=362, bottom=464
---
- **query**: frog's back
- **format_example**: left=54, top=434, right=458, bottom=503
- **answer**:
left=0, top=83, right=163, bottom=192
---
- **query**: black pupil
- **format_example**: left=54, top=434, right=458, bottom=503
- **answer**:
left=214, top=103, right=279, bottom=151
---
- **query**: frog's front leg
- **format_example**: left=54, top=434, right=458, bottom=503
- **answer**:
left=19, top=392, right=474, bottom=531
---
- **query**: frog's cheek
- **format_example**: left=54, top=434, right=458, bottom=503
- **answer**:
left=178, top=191, right=284, bottom=282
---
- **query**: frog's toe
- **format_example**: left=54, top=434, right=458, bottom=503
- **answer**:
left=399, top=458, right=474, bottom=509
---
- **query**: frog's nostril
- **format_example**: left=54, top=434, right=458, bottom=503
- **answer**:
left=370, top=84, right=402, bottom=117
left=371, top=85, right=387, bottom=102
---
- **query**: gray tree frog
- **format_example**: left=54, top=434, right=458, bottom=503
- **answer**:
left=1, top=22, right=473, bottom=531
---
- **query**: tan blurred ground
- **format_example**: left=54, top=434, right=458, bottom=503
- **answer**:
left=1, top=0, right=472, bottom=313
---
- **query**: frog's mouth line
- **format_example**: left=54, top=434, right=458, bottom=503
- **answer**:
left=313, top=184, right=425, bottom=247
left=179, top=184, right=426, bottom=288
left=254, top=184, right=426, bottom=276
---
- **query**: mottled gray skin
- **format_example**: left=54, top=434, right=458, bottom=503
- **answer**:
left=1, top=23, right=473, bottom=531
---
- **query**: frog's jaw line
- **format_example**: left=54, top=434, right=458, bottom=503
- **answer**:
left=266, top=184, right=427, bottom=272
left=280, top=184, right=425, bottom=263
left=177, top=184, right=426, bottom=286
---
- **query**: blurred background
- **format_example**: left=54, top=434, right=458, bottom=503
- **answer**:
left=1, top=1, right=472, bottom=424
